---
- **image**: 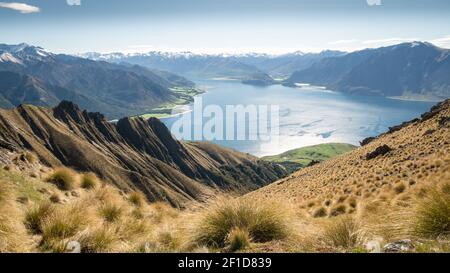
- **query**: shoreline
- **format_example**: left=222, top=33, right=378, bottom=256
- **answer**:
left=139, top=86, right=206, bottom=119
left=387, top=95, right=444, bottom=103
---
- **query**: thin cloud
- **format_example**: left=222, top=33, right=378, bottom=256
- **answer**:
left=363, top=38, right=419, bottom=44
left=431, top=36, right=450, bottom=48
left=0, top=2, right=40, bottom=13
left=329, top=39, right=359, bottom=45
left=67, top=0, right=81, bottom=6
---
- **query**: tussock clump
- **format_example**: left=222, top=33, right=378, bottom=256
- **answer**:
left=330, top=204, right=347, bottom=217
left=322, top=216, right=362, bottom=249
left=413, top=188, right=450, bottom=239
left=49, top=193, right=61, bottom=203
left=23, top=152, right=37, bottom=164
left=25, top=202, right=56, bottom=234
left=81, top=173, right=99, bottom=190
left=149, top=202, right=179, bottom=224
left=78, top=228, right=117, bottom=253
left=191, top=197, right=291, bottom=248
left=312, top=207, right=328, bottom=218
left=40, top=205, right=91, bottom=252
left=393, top=182, right=407, bottom=194
left=129, top=191, right=146, bottom=207
left=226, top=227, right=251, bottom=252
left=46, top=168, right=77, bottom=191
left=99, top=203, right=123, bottom=223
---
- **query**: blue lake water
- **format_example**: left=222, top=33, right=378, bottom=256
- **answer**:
left=162, top=80, right=435, bottom=157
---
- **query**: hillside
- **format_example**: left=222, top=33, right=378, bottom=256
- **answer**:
left=251, top=99, right=449, bottom=218
left=1, top=100, right=449, bottom=253
left=0, top=101, right=286, bottom=207
left=285, top=42, right=450, bottom=100
left=263, top=143, right=356, bottom=173
left=0, top=43, right=197, bottom=119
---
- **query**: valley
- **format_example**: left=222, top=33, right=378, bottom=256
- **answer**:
left=0, top=43, right=449, bottom=254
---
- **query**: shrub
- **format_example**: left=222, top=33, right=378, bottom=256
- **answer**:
left=226, top=227, right=251, bottom=252
left=81, top=173, right=99, bottom=190
left=46, top=168, right=77, bottom=191
left=25, top=202, right=55, bottom=234
left=129, top=191, right=146, bottom=207
left=99, top=203, right=123, bottom=223
left=322, top=216, right=362, bottom=249
left=192, top=198, right=290, bottom=248
left=413, top=189, right=450, bottom=239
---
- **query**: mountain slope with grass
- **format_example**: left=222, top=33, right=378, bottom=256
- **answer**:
left=244, top=99, right=450, bottom=252
left=0, top=101, right=286, bottom=207
left=1, top=100, right=449, bottom=253
left=263, top=143, right=357, bottom=173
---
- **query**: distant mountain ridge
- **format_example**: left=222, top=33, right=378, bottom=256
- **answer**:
left=80, top=50, right=346, bottom=81
left=0, top=43, right=196, bottom=119
left=285, top=42, right=450, bottom=100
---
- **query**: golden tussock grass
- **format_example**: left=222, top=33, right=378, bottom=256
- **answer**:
left=46, top=167, right=78, bottom=191
left=81, top=173, right=99, bottom=190
left=188, top=197, right=293, bottom=249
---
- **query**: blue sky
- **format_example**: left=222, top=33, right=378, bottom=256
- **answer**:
left=1, top=0, right=450, bottom=54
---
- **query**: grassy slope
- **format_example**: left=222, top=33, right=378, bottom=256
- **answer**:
left=263, top=143, right=357, bottom=172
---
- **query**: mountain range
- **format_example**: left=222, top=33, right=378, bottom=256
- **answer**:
left=0, top=101, right=286, bottom=207
left=285, top=42, right=450, bottom=100
left=82, top=50, right=345, bottom=82
left=82, top=43, right=450, bottom=101
left=0, top=43, right=196, bottom=119
left=1, top=42, right=450, bottom=122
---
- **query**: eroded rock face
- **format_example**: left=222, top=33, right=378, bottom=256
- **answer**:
left=0, top=101, right=287, bottom=207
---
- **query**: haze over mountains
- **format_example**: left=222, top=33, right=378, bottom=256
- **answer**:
left=286, top=42, right=450, bottom=100
left=1, top=41, right=449, bottom=124
left=82, top=42, right=450, bottom=100
left=0, top=43, right=195, bottom=119
left=82, top=50, right=346, bottom=81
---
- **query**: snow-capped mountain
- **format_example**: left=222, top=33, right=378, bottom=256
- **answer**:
left=78, top=49, right=346, bottom=79
left=0, top=43, right=53, bottom=65
left=0, top=43, right=196, bottom=119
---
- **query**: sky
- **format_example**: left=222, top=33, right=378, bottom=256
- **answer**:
left=1, top=0, right=450, bottom=54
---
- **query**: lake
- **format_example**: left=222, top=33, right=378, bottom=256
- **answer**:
left=162, top=80, right=435, bottom=157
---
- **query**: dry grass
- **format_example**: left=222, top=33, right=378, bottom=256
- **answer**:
left=413, top=188, right=450, bottom=239
left=46, top=168, right=78, bottom=191
left=25, top=202, right=56, bottom=234
left=321, top=216, right=363, bottom=249
left=81, top=173, right=99, bottom=190
left=0, top=178, right=31, bottom=253
left=23, top=152, right=37, bottom=164
left=226, top=227, right=251, bottom=252
left=190, top=197, right=292, bottom=248
left=128, top=191, right=146, bottom=207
